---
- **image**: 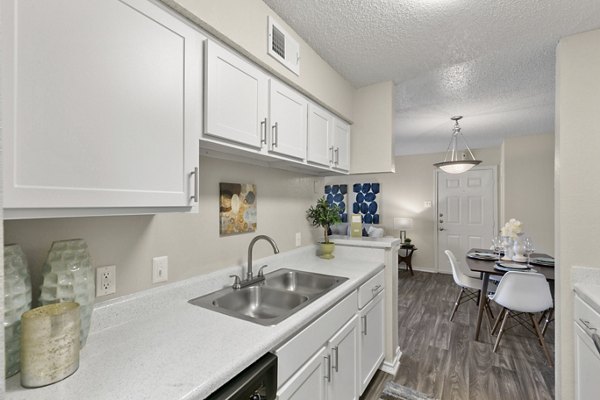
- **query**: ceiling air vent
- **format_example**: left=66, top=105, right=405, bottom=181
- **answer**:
left=268, top=16, right=300, bottom=76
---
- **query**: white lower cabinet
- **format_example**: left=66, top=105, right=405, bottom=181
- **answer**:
left=359, top=291, right=385, bottom=394
left=574, top=294, right=600, bottom=400
left=327, top=316, right=359, bottom=400
left=278, top=346, right=328, bottom=400
left=276, top=272, right=385, bottom=400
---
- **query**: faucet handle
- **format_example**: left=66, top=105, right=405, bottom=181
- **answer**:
left=257, top=265, right=269, bottom=277
left=229, top=274, right=242, bottom=290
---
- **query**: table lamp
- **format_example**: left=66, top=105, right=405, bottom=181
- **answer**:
left=394, top=217, right=414, bottom=243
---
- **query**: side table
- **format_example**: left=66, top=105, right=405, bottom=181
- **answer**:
left=398, top=246, right=417, bottom=275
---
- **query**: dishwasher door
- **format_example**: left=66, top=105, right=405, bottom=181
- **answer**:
left=206, top=353, right=277, bottom=400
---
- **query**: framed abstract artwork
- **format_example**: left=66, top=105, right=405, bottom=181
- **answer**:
left=324, top=184, right=348, bottom=222
left=219, top=183, right=257, bottom=235
left=353, top=182, right=380, bottom=224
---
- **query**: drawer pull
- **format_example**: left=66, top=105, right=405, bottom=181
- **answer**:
left=371, top=284, right=382, bottom=294
left=593, top=333, right=600, bottom=356
left=332, top=346, right=339, bottom=372
left=580, top=318, right=597, bottom=332
left=361, top=315, right=368, bottom=336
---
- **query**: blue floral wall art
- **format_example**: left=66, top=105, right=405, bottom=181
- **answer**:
left=353, top=183, right=380, bottom=224
left=324, top=184, right=348, bottom=223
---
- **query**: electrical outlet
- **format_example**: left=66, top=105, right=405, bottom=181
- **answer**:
left=424, top=201, right=432, bottom=208
left=295, top=232, right=302, bottom=247
left=96, top=265, right=116, bottom=297
left=152, top=256, right=168, bottom=283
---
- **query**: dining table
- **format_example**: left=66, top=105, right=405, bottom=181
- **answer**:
left=465, top=248, right=555, bottom=341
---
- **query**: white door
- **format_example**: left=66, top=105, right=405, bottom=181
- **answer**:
left=328, top=315, right=359, bottom=400
left=269, top=79, right=307, bottom=160
left=436, top=167, right=497, bottom=273
left=333, top=119, right=351, bottom=171
left=2, top=0, right=203, bottom=213
left=205, top=40, right=269, bottom=149
left=278, top=346, right=327, bottom=400
left=307, top=103, right=333, bottom=167
left=359, top=292, right=384, bottom=394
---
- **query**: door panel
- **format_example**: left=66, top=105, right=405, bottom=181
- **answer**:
left=437, top=168, right=497, bottom=274
left=269, top=80, right=307, bottom=160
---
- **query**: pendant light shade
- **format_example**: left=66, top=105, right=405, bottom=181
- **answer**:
left=434, top=116, right=481, bottom=174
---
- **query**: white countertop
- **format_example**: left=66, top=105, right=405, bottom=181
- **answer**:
left=330, top=235, right=401, bottom=249
left=6, top=246, right=383, bottom=400
left=572, top=265, right=600, bottom=315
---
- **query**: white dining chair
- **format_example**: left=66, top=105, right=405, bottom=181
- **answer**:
left=445, top=250, right=494, bottom=323
left=489, top=271, right=554, bottom=366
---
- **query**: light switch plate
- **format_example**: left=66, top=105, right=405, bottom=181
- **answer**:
left=96, top=265, right=116, bottom=296
left=295, top=232, right=302, bottom=247
left=424, top=201, right=432, bottom=208
left=152, top=256, right=168, bottom=283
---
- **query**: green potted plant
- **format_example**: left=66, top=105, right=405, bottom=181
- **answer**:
left=401, top=237, right=414, bottom=249
left=306, top=197, right=342, bottom=259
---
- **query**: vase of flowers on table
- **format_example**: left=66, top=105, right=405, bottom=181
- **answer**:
left=500, top=218, right=524, bottom=261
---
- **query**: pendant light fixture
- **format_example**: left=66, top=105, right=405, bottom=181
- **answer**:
left=433, top=116, right=481, bottom=174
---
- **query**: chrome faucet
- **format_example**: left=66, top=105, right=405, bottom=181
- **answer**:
left=245, top=235, right=279, bottom=284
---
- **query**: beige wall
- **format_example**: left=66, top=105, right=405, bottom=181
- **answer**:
left=351, top=81, right=395, bottom=174
left=325, top=147, right=501, bottom=271
left=4, top=156, right=322, bottom=303
left=556, top=28, right=600, bottom=400
left=501, top=134, right=555, bottom=254
left=161, top=0, right=355, bottom=120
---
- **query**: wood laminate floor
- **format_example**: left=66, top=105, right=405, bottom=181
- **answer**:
left=360, top=271, right=555, bottom=400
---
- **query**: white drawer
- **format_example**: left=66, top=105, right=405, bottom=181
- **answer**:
left=358, top=270, right=384, bottom=309
left=575, top=294, right=600, bottom=331
left=275, top=290, right=357, bottom=387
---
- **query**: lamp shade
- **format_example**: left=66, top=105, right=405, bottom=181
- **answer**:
left=394, top=217, right=414, bottom=230
left=434, top=160, right=481, bottom=174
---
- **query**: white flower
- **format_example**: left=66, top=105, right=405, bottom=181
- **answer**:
left=501, top=219, right=523, bottom=239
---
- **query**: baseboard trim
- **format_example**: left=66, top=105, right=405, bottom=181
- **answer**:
left=379, top=346, right=402, bottom=376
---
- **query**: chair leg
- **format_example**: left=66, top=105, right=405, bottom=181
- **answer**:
left=542, top=308, right=554, bottom=336
left=491, top=308, right=506, bottom=336
left=493, top=309, right=510, bottom=353
left=450, top=288, right=464, bottom=322
left=530, top=313, right=553, bottom=367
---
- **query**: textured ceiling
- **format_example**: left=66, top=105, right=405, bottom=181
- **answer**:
left=262, top=0, right=600, bottom=155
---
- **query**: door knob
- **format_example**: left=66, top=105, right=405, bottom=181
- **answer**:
left=439, top=219, right=444, bottom=223
left=439, top=227, right=445, bottom=231
left=439, top=213, right=443, bottom=217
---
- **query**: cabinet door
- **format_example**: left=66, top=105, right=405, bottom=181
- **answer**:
left=333, top=119, right=351, bottom=171
left=328, top=315, right=359, bottom=400
left=574, top=324, right=600, bottom=400
left=278, top=346, right=327, bottom=400
left=2, top=0, right=203, bottom=215
left=307, top=103, right=334, bottom=167
left=359, top=291, right=385, bottom=394
left=269, top=80, right=307, bottom=160
left=205, top=40, right=269, bottom=149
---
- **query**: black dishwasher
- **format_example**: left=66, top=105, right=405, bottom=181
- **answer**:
left=206, top=353, right=277, bottom=400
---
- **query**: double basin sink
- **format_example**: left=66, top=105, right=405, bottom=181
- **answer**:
left=189, top=268, right=348, bottom=326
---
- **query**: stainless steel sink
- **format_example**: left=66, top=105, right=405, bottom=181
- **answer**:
left=212, top=286, right=308, bottom=320
left=265, top=269, right=346, bottom=295
left=189, top=268, right=348, bottom=326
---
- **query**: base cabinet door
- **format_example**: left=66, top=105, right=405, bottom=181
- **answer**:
left=278, top=346, right=327, bottom=400
left=2, top=0, right=203, bottom=217
left=574, top=323, right=600, bottom=400
left=359, top=291, right=385, bottom=394
left=328, top=315, right=359, bottom=400
left=269, top=80, right=307, bottom=160
left=205, top=40, right=269, bottom=150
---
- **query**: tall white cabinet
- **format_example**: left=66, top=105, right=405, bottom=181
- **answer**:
left=1, top=0, right=204, bottom=218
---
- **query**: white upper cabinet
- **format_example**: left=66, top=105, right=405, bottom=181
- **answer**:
left=307, top=103, right=334, bottom=167
left=1, top=0, right=204, bottom=218
left=269, top=80, right=307, bottom=160
left=333, top=119, right=351, bottom=172
left=204, top=40, right=269, bottom=150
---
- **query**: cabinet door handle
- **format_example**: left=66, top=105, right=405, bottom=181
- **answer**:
left=190, top=167, right=199, bottom=203
left=361, top=315, right=368, bottom=336
left=329, top=146, right=334, bottom=164
left=324, top=354, right=331, bottom=382
left=580, top=318, right=597, bottom=332
left=334, top=147, right=339, bottom=165
left=260, top=118, right=267, bottom=145
left=272, top=122, right=278, bottom=147
left=332, top=346, right=339, bottom=372
left=371, top=284, right=381, bottom=295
